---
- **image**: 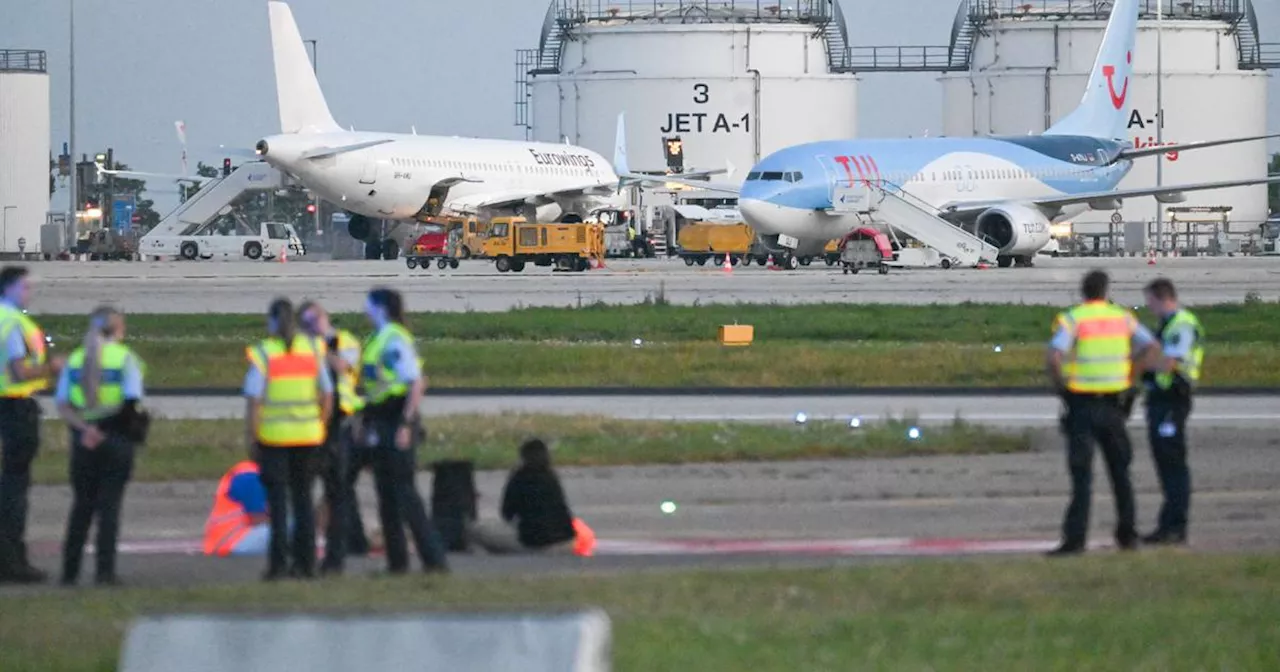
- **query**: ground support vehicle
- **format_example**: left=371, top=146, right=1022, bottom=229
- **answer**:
left=141, top=220, right=305, bottom=261
left=839, top=227, right=893, bottom=275
left=403, top=222, right=460, bottom=271
left=480, top=218, right=605, bottom=273
left=677, top=222, right=755, bottom=267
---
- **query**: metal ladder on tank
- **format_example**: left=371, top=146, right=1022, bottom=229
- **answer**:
left=829, top=181, right=998, bottom=268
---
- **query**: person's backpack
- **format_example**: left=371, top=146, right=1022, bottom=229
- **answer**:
left=430, top=460, right=477, bottom=552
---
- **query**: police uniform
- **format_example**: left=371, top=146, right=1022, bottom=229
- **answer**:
left=1143, top=308, right=1203, bottom=544
left=0, top=302, right=51, bottom=581
left=1049, top=300, right=1156, bottom=554
left=316, top=328, right=363, bottom=573
left=243, top=334, right=332, bottom=579
left=56, top=341, right=145, bottom=585
left=359, top=322, right=448, bottom=573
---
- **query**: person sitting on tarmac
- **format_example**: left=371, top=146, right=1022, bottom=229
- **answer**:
left=467, top=438, right=595, bottom=556
left=205, top=461, right=384, bottom=557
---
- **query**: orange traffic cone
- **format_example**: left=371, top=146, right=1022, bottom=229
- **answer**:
left=279, top=243, right=288, bottom=263
left=766, top=254, right=777, bottom=270
left=722, top=253, right=733, bottom=273
left=1147, top=250, right=1155, bottom=266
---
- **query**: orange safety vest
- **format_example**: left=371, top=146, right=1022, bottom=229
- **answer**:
left=203, top=461, right=261, bottom=556
left=572, top=517, right=596, bottom=557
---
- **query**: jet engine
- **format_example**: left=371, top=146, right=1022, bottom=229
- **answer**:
left=975, top=204, right=1053, bottom=263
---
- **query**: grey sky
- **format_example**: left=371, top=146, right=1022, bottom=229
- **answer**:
left=4, top=0, right=1276, bottom=210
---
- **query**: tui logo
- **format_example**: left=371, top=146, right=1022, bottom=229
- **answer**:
left=1102, top=51, right=1132, bottom=110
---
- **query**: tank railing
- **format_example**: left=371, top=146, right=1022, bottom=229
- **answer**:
left=834, top=45, right=960, bottom=72
left=0, top=49, right=47, bottom=73
left=970, top=0, right=1248, bottom=20
left=1253, top=43, right=1280, bottom=68
left=552, top=0, right=834, bottom=24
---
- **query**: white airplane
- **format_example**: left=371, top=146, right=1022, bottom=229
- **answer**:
left=255, top=1, right=721, bottom=244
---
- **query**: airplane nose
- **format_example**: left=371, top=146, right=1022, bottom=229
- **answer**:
left=740, top=198, right=783, bottom=235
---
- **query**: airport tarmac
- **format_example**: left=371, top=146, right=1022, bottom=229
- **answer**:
left=25, top=255, right=1280, bottom=314
left=10, top=424, right=1278, bottom=590
left=48, top=393, right=1280, bottom=428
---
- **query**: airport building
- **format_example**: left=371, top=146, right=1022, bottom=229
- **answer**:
left=515, top=0, right=862, bottom=175
left=940, top=0, right=1277, bottom=234
left=0, top=49, right=49, bottom=256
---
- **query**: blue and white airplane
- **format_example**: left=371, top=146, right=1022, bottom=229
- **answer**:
left=620, top=0, right=1279, bottom=268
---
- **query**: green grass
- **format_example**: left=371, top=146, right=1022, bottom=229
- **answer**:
left=35, top=302, right=1278, bottom=388
left=31, top=415, right=1028, bottom=484
left=1, top=554, right=1277, bottom=670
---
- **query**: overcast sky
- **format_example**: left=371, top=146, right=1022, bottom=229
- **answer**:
left=3, top=0, right=1276, bottom=210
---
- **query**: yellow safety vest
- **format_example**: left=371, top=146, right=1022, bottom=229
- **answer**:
left=360, top=323, right=421, bottom=406
left=248, top=335, right=326, bottom=448
left=1055, top=301, right=1135, bottom=394
left=0, top=305, right=48, bottom=398
left=1155, top=308, right=1204, bottom=390
left=329, top=329, right=364, bottom=415
left=67, top=342, right=144, bottom=420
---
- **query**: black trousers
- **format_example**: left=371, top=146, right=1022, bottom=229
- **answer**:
left=1060, top=394, right=1138, bottom=546
left=317, top=417, right=350, bottom=570
left=0, top=397, right=40, bottom=571
left=62, top=432, right=135, bottom=582
left=257, top=445, right=318, bottom=576
left=365, top=415, right=447, bottom=572
left=1146, top=395, right=1193, bottom=536
left=345, top=442, right=376, bottom=556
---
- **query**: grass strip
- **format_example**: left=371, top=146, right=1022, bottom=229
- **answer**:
left=36, top=301, right=1280, bottom=344
left=31, top=340, right=1280, bottom=388
left=1, top=554, right=1276, bottom=670
left=31, top=415, right=1029, bottom=485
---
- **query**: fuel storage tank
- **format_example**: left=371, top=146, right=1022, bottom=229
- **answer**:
left=519, top=1, right=859, bottom=175
left=0, top=50, right=50, bottom=255
left=939, top=0, right=1272, bottom=231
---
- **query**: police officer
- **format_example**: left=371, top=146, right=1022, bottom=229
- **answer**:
left=243, top=298, right=333, bottom=581
left=1140, top=278, right=1202, bottom=545
left=0, top=265, right=64, bottom=583
left=359, top=287, right=448, bottom=574
left=1046, top=269, right=1158, bottom=556
left=297, top=300, right=367, bottom=574
left=56, top=306, right=145, bottom=587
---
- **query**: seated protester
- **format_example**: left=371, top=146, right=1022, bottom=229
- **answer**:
left=204, top=461, right=271, bottom=556
left=469, top=439, right=579, bottom=554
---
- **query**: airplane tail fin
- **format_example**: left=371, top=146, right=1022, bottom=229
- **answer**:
left=613, top=113, right=630, bottom=176
left=267, top=1, right=341, bottom=135
left=1044, top=0, right=1138, bottom=140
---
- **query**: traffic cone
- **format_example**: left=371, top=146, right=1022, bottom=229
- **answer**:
left=279, top=243, right=288, bottom=263
left=766, top=254, right=777, bottom=270
left=722, top=253, right=733, bottom=273
left=1147, top=250, right=1155, bottom=266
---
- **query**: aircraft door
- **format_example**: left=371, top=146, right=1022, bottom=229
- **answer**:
left=816, top=154, right=841, bottom=200
left=359, top=152, right=378, bottom=185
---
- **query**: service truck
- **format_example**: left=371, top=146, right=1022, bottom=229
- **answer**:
left=139, top=220, right=305, bottom=261
left=676, top=222, right=758, bottom=266
left=480, top=218, right=604, bottom=273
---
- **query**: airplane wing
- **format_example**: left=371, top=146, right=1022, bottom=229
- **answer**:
left=1115, top=133, right=1280, bottom=162
left=447, top=182, right=619, bottom=213
left=938, top=175, right=1280, bottom=217
left=96, top=167, right=207, bottom=184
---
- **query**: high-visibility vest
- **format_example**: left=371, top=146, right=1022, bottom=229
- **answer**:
left=360, top=323, right=420, bottom=405
left=66, top=342, right=144, bottom=421
left=1155, top=308, right=1204, bottom=390
left=329, top=329, right=364, bottom=416
left=1056, top=301, right=1135, bottom=394
left=248, top=335, right=326, bottom=447
left=0, top=305, right=48, bottom=398
left=204, top=461, right=260, bottom=556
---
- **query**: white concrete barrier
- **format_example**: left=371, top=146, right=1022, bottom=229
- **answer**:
left=120, top=610, right=612, bottom=672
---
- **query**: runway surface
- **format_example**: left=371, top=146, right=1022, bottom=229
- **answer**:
left=51, top=393, right=1280, bottom=428
left=26, top=255, right=1280, bottom=313
left=9, top=424, right=1279, bottom=590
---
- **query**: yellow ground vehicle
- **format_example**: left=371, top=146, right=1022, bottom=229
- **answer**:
left=451, top=216, right=491, bottom=259
left=823, top=238, right=842, bottom=266
left=676, top=222, right=756, bottom=266
left=480, top=218, right=605, bottom=273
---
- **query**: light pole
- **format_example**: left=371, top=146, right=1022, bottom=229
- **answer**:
left=304, top=39, right=321, bottom=237
left=67, top=0, right=77, bottom=247
left=3, top=205, right=16, bottom=252
left=1155, top=0, right=1164, bottom=251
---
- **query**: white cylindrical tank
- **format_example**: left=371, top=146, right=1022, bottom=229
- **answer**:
left=528, top=2, right=858, bottom=175
left=0, top=50, right=50, bottom=255
left=940, top=9, right=1270, bottom=231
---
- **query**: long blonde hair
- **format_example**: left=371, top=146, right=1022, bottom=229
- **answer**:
left=81, top=306, right=123, bottom=411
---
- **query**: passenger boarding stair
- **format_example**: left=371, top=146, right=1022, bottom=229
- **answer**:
left=139, top=161, right=286, bottom=258
left=830, top=181, right=998, bottom=268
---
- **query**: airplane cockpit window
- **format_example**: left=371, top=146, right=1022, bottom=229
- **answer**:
left=746, top=172, right=762, bottom=180
left=760, top=172, right=785, bottom=181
